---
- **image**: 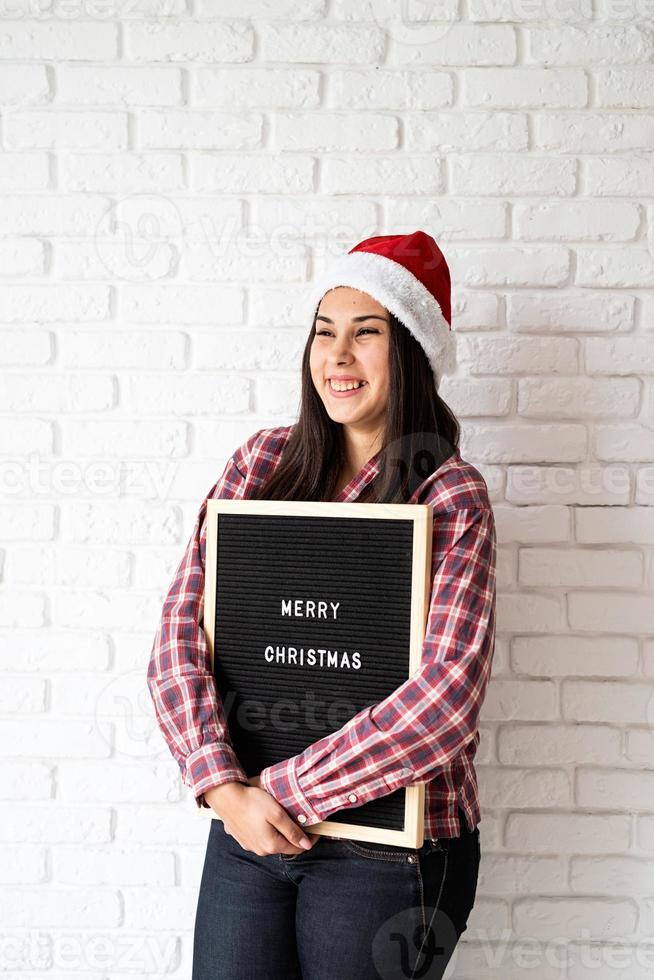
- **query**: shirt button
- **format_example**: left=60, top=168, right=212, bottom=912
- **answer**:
left=297, top=814, right=307, bottom=823
left=347, top=793, right=357, bottom=803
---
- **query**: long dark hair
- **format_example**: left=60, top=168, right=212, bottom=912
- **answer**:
left=249, top=311, right=460, bottom=504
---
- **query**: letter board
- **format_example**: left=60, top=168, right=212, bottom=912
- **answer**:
left=203, top=499, right=433, bottom=847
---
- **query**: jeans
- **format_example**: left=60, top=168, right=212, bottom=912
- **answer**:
left=192, top=806, right=480, bottom=980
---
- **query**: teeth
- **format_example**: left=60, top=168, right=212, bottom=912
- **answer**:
left=330, top=379, right=366, bottom=391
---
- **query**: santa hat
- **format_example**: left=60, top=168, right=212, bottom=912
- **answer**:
left=305, top=230, right=456, bottom=387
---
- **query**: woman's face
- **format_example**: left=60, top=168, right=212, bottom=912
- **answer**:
left=309, top=287, right=391, bottom=432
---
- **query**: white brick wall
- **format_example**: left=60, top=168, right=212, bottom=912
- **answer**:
left=1, top=1, right=652, bottom=976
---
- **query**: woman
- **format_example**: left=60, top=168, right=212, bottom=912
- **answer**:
left=147, top=231, right=497, bottom=980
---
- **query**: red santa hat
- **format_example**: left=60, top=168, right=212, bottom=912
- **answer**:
left=306, top=230, right=456, bottom=387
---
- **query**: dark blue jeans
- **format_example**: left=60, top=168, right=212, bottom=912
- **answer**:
left=192, top=806, right=480, bottom=980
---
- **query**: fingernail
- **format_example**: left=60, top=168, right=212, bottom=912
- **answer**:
left=299, top=837, right=312, bottom=849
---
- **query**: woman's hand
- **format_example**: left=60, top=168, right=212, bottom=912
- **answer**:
left=203, top=780, right=320, bottom=857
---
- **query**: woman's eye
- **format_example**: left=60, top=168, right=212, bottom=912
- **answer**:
left=316, top=328, right=377, bottom=336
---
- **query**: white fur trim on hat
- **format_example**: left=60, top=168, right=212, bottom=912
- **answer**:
left=305, top=251, right=457, bottom=386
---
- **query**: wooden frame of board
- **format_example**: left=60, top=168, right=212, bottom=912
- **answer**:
left=203, top=499, right=433, bottom=848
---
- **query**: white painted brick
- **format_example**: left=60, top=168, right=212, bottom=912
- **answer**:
left=457, top=334, right=578, bottom=374
left=439, top=377, right=512, bottom=417
left=390, top=25, right=516, bottom=66
left=507, top=292, right=635, bottom=333
left=192, top=328, right=306, bottom=371
left=624, top=729, right=654, bottom=766
left=507, top=461, right=630, bottom=505
left=273, top=112, right=398, bottom=151
left=0, top=151, right=50, bottom=190
left=562, top=680, right=653, bottom=723
left=0, top=418, right=52, bottom=454
left=61, top=152, right=184, bottom=192
left=56, top=65, right=182, bottom=106
left=252, top=197, right=378, bottom=241
left=494, top=504, right=571, bottom=543
left=511, top=636, right=639, bottom=677
left=506, top=812, right=630, bottom=853
left=0, top=805, right=111, bottom=844
left=0, top=64, right=49, bottom=104
left=142, top=109, right=260, bottom=151
left=180, top=240, right=307, bottom=282
left=478, top=767, right=571, bottom=807
left=323, top=155, right=443, bottom=194
left=577, top=247, right=654, bottom=287
left=499, top=725, right=622, bottom=766
left=122, top=885, right=197, bottom=930
left=0, top=845, right=45, bottom=883
left=481, top=679, right=558, bottom=720
left=637, top=815, right=654, bottom=851
left=6, top=110, right=128, bottom=150
left=473, top=418, right=588, bottom=466
left=115, top=194, right=244, bottom=241
left=597, top=69, right=654, bottom=107
left=586, top=338, right=654, bottom=374
left=519, top=377, right=639, bottom=419
left=0, top=237, right=45, bottom=275
left=53, top=845, right=175, bottom=886
left=62, top=502, right=181, bottom=544
left=575, top=506, right=654, bottom=544
left=59, top=330, right=186, bottom=369
left=0, top=677, right=46, bottom=713
left=514, top=200, right=640, bottom=240
left=125, top=21, right=254, bottom=62
left=407, top=111, right=528, bottom=151
left=11, top=546, right=129, bottom=588
left=0, top=21, right=117, bottom=60
left=451, top=153, right=577, bottom=195
left=464, top=68, right=587, bottom=108
left=0, top=719, right=109, bottom=758
left=54, top=239, right=175, bottom=281
left=0, top=283, right=110, bottom=322
left=0, top=630, right=110, bottom=671
left=0, top=194, right=111, bottom=235
left=528, top=26, right=653, bottom=65
left=259, top=24, right=386, bottom=64
left=60, top=419, right=187, bottom=462
left=389, top=200, right=507, bottom=241
left=193, top=67, right=320, bottom=107
left=0, top=761, right=52, bottom=799
left=0, top=372, right=115, bottom=412
left=0, top=887, right=120, bottom=928
left=586, top=158, right=654, bottom=196
left=513, top=898, right=637, bottom=940
left=477, top=853, right=566, bottom=894
left=193, top=153, right=315, bottom=193
left=496, top=591, right=566, bottom=631
left=577, top=768, right=654, bottom=811
left=535, top=112, right=654, bottom=152
left=115, top=804, right=213, bottom=845
left=58, top=761, right=180, bottom=803
left=568, top=593, right=654, bottom=633
left=197, top=0, right=326, bottom=16
left=120, top=283, right=243, bottom=323
left=469, top=0, right=593, bottom=19
left=126, top=373, right=250, bottom=415
left=329, top=69, right=453, bottom=109
left=594, top=424, right=654, bottom=462
left=450, top=245, right=571, bottom=286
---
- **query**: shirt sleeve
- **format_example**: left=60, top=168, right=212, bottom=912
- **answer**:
left=147, top=447, right=253, bottom=809
left=258, top=506, right=497, bottom=827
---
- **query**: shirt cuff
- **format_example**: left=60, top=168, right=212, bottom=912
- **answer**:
left=184, top=741, right=249, bottom=805
left=258, top=756, right=324, bottom=827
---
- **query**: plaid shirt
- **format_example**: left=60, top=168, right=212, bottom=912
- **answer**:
left=147, top=425, right=497, bottom=839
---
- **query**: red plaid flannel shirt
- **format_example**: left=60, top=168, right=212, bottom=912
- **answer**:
left=147, top=425, right=497, bottom=838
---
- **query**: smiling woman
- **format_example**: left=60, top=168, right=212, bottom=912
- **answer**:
left=147, top=231, right=494, bottom=980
